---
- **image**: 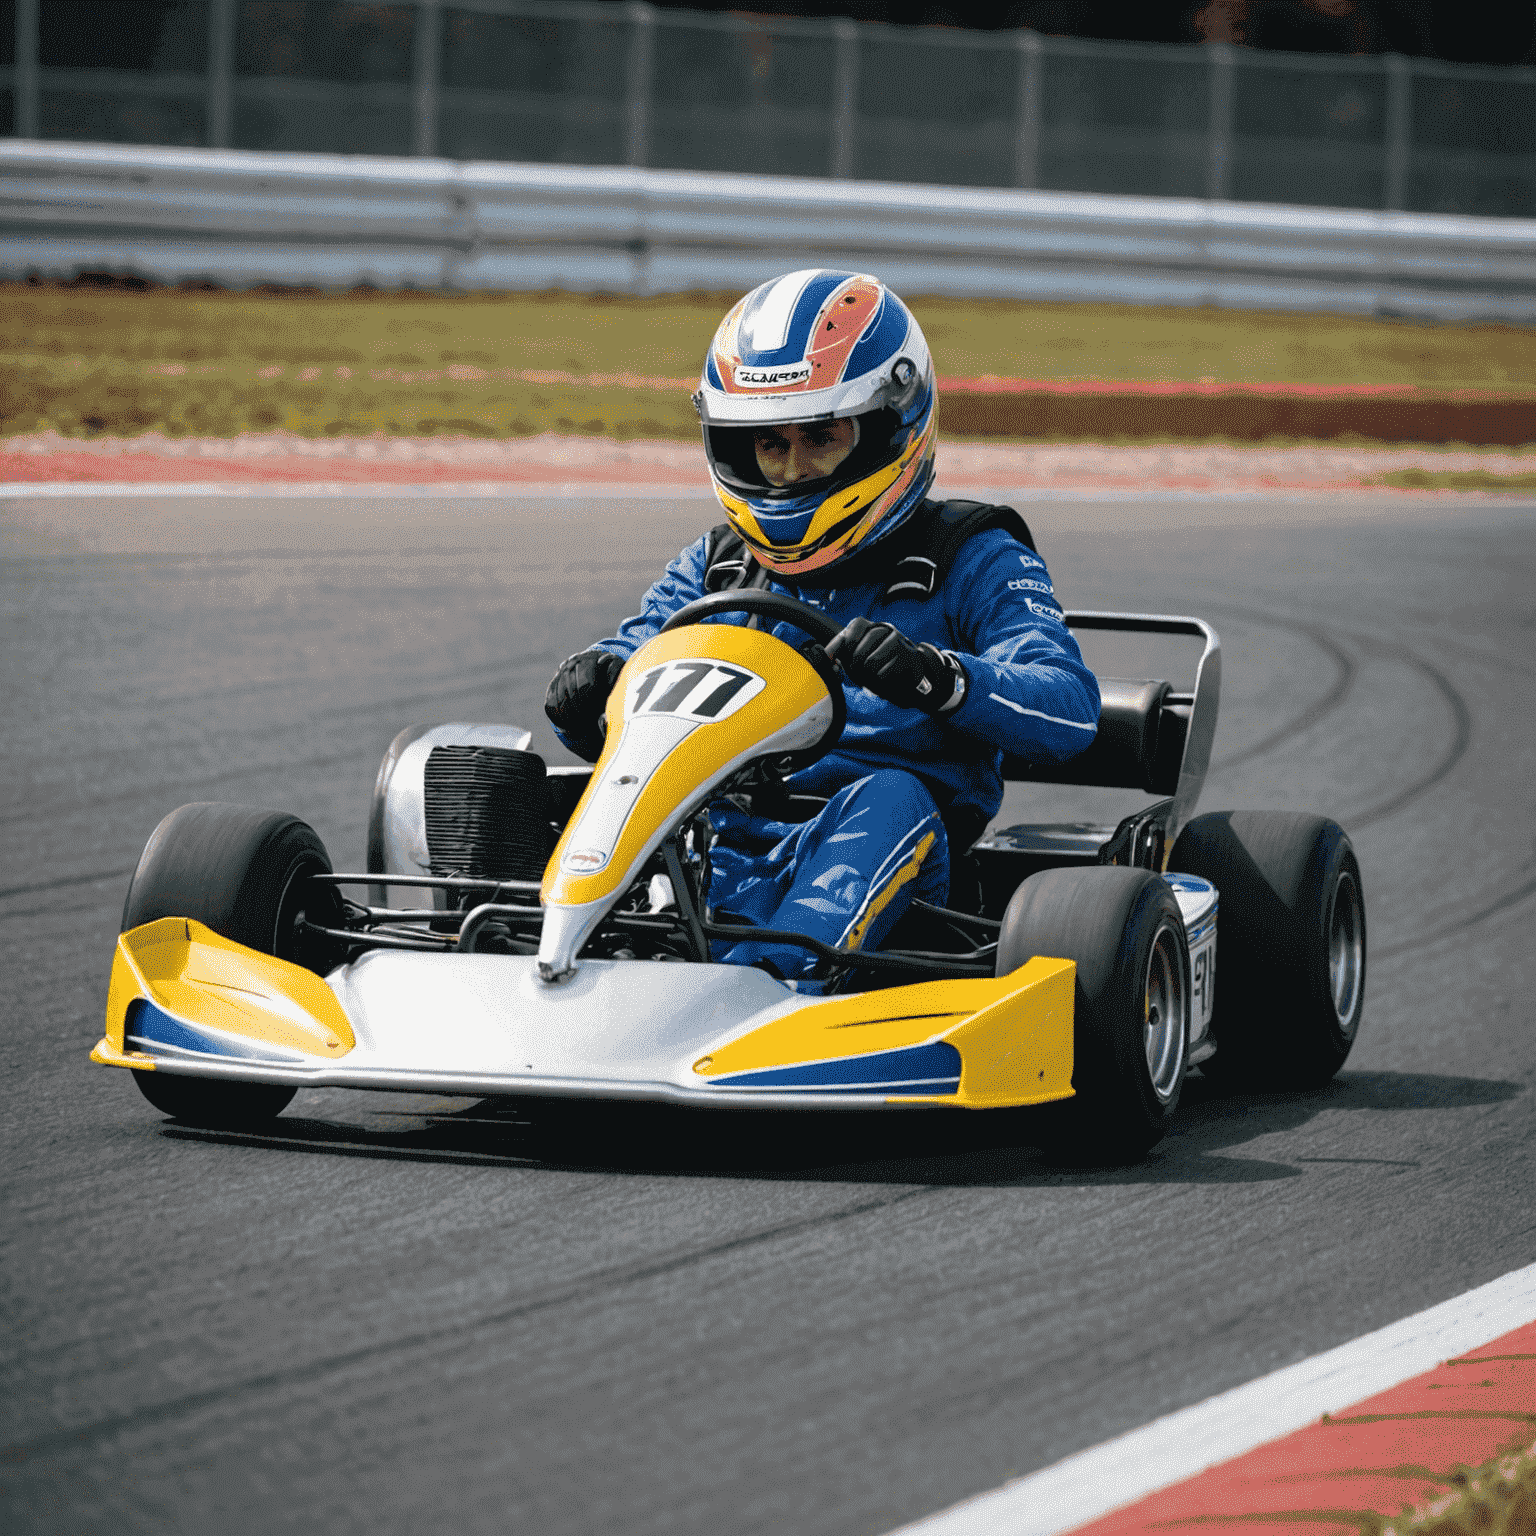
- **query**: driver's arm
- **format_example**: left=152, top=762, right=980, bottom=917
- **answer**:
left=827, top=528, right=1099, bottom=763
left=545, top=535, right=712, bottom=759
left=939, top=529, right=1100, bottom=763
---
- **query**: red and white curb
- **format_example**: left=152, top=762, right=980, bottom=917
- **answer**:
left=894, top=1260, right=1536, bottom=1536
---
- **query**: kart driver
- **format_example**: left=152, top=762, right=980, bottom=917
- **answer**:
left=545, top=269, right=1099, bottom=989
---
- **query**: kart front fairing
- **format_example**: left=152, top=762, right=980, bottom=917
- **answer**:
left=537, top=621, right=839, bottom=980
left=94, top=618, right=1079, bottom=1112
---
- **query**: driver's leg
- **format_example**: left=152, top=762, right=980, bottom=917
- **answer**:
left=710, top=770, right=949, bottom=989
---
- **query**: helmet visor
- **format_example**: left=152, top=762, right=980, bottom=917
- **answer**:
left=705, top=411, right=897, bottom=501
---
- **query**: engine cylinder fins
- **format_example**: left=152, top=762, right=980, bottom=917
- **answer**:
left=424, top=746, right=552, bottom=883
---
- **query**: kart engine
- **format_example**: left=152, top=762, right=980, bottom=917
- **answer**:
left=423, top=745, right=550, bottom=882
left=369, top=722, right=554, bottom=887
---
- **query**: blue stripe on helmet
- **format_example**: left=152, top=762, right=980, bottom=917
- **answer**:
left=705, top=353, right=723, bottom=390
left=898, top=376, right=936, bottom=432
left=844, top=291, right=912, bottom=387
left=750, top=497, right=823, bottom=549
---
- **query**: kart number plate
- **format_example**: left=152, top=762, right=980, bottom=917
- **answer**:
left=628, top=661, right=766, bottom=724
left=1190, top=933, right=1216, bottom=1036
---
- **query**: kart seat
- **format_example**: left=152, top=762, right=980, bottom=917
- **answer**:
left=1002, top=678, right=1188, bottom=797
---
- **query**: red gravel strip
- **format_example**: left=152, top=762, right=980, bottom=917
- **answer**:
left=3, top=433, right=1530, bottom=494
left=939, top=378, right=1515, bottom=398
left=178, top=365, right=1519, bottom=402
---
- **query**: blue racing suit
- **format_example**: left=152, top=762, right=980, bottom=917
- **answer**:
left=554, top=509, right=1100, bottom=987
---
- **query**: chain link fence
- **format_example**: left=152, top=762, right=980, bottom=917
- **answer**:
left=5, top=0, right=1534, bottom=217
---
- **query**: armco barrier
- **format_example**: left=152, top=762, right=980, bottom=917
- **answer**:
left=2, top=139, right=1535, bottom=323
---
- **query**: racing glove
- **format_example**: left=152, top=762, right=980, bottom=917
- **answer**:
left=825, top=617, right=968, bottom=716
left=544, top=649, right=623, bottom=761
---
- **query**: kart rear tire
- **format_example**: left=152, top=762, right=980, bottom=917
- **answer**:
left=121, top=802, right=334, bottom=1126
left=1169, top=811, right=1365, bottom=1090
left=996, top=866, right=1191, bottom=1162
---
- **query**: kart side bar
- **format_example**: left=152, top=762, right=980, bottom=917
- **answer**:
left=314, top=872, right=543, bottom=895
left=311, top=875, right=998, bottom=978
left=300, top=920, right=452, bottom=953
left=1061, top=610, right=1221, bottom=845
left=909, top=899, right=1000, bottom=932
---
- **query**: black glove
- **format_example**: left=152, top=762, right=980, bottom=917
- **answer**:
left=825, top=617, right=966, bottom=715
left=544, top=649, right=623, bottom=761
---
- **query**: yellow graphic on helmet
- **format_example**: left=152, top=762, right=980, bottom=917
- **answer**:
left=730, top=412, right=937, bottom=577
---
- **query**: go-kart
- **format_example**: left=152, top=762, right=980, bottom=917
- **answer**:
left=92, top=592, right=1366, bottom=1161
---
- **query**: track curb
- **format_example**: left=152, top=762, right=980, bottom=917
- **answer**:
left=894, top=1261, right=1536, bottom=1536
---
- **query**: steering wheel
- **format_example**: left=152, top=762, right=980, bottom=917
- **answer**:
left=659, top=590, right=842, bottom=646
left=656, top=590, right=846, bottom=770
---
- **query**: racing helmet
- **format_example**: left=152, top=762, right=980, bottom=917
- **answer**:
left=694, top=270, right=936, bottom=581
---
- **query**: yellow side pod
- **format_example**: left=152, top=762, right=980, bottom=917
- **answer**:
left=91, top=917, right=356, bottom=1070
left=694, top=956, right=1077, bottom=1108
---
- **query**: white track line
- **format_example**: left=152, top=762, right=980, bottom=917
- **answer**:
left=6, top=482, right=1524, bottom=503
left=891, top=1259, right=1536, bottom=1536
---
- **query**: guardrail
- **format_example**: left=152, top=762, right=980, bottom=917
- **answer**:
left=8, top=0, right=1535, bottom=220
left=3, top=140, right=1534, bottom=322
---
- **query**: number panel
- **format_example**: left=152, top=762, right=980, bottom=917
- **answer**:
left=627, top=661, right=766, bottom=724
left=1190, top=935, right=1216, bottom=1037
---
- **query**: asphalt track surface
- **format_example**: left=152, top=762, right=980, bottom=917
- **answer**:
left=3, top=488, right=1534, bottom=1535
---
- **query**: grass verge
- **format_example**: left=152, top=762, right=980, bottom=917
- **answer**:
left=4, top=279, right=1533, bottom=441
left=1365, top=468, right=1536, bottom=491
left=1363, top=1438, right=1536, bottom=1535
left=0, top=352, right=697, bottom=440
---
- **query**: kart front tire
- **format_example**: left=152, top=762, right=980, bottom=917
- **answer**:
left=121, top=802, right=333, bottom=1125
left=123, top=801, right=334, bottom=961
left=996, top=866, right=1191, bottom=1163
left=1169, top=811, right=1365, bottom=1090
left=131, top=1069, right=295, bottom=1129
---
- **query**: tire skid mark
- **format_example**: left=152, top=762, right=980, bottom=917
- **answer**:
left=1197, top=602, right=1474, bottom=829
left=1374, top=868, right=1536, bottom=961
left=1183, top=601, right=1524, bottom=959
left=0, top=1183, right=935, bottom=1465
left=165, top=1124, right=548, bottom=1169
left=1406, top=630, right=1536, bottom=681
left=1205, top=615, right=1357, bottom=774
left=1343, top=644, right=1473, bottom=830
